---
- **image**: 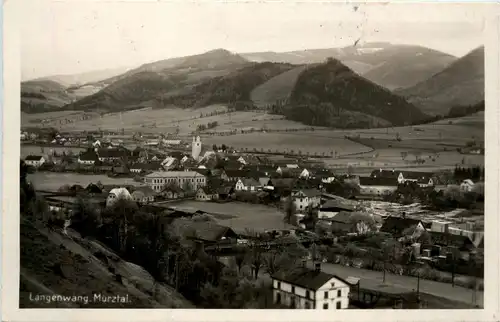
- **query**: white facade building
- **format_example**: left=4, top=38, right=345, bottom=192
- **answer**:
left=144, top=171, right=207, bottom=193
left=271, top=263, right=351, bottom=309
left=25, top=155, right=46, bottom=167
left=191, top=136, right=202, bottom=160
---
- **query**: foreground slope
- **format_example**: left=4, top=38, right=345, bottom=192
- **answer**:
left=282, top=58, right=428, bottom=128
left=396, top=46, right=484, bottom=116
left=20, top=216, right=192, bottom=308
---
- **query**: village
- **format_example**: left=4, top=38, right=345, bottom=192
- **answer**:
left=21, top=127, right=485, bottom=309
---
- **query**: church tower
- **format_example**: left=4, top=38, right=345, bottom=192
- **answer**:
left=191, top=136, right=202, bottom=160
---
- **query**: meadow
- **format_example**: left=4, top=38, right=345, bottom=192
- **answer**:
left=21, top=106, right=483, bottom=174
left=21, top=145, right=85, bottom=158
left=27, top=172, right=143, bottom=191
left=170, top=200, right=293, bottom=234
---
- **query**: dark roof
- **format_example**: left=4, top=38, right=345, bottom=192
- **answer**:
left=293, top=189, right=321, bottom=197
left=330, top=211, right=354, bottom=224
left=132, top=186, right=156, bottom=196
left=429, top=231, right=475, bottom=248
left=85, top=183, right=103, bottom=193
left=224, top=160, right=245, bottom=170
left=97, top=148, right=128, bottom=158
left=25, top=155, right=44, bottom=161
left=380, top=216, right=422, bottom=235
left=130, top=161, right=163, bottom=171
left=271, top=267, right=340, bottom=290
left=370, top=169, right=399, bottom=179
left=359, top=177, right=397, bottom=187
left=240, top=178, right=261, bottom=187
left=320, top=200, right=355, bottom=212
left=225, top=169, right=247, bottom=178
left=198, top=186, right=218, bottom=195
left=400, top=171, right=434, bottom=180
left=79, top=150, right=99, bottom=161
left=174, top=220, right=238, bottom=242
left=270, top=178, right=297, bottom=189
left=195, top=169, right=211, bottom=176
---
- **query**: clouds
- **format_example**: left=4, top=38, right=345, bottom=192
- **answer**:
left=20, top=1, right=486, bottom=80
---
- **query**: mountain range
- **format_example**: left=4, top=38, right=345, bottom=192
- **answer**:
left=21, top=43, right=485, bottom=128
left=395, top=46, right=485, bottom=116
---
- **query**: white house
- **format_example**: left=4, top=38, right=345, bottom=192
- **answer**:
left=291, top=189, right=321, bottom=211
left=299, top=168, right=311, bottom=179
left=237, top=156, right=247, bottom=165
left=271, top=263, right=351, bottom=309
left=92, top=140, right=101, bottom=148
left=25, top=155, right=46, bottom=167
left=144, top=171, right=207, bottom=193
left=460, top=179, right=475, bottom=192
left=106, top=187, right=133, bottom=207
left=235, top=178, right=261, bottom=192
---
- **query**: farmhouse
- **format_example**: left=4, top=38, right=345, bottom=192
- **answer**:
left=97, top=148, right=129, bottom=162
left=25, top=155, right=46, bottom=168
left=173, top=220, right=239, bottom=246
left=196, top=186, right=219, bottom=201
left=358, top=177, right=398, bottom=196
left=131, top=186, right=156, bottom=204
left=225, top=170, right=248, bottom=182
left=318, top=200, right=355, bottom=220
left=370, top=169, right=434, bottom=187
left=291, top=189, right=321, bottom=211
left=235, top=178, right=261, bottom=192
left=380, top=216, right=426, bottom=239
left=271, top=263, right=350, bottom=309
left=144, top=171, right=207, bottom=193
left=460, top=179, right=475, bottom=192
left=160, top=185, right=185, bottom=200
left=77, top=149, right=99, bottom=164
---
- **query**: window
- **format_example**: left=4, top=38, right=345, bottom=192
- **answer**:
left=305, top=302, right=311, bottom=309
left=336, top=301, right=341, bottom=309
left=277, top=282, right=281, bottom=289
left=323, top=303, right=328, bottom=309
left=305, top=290, right=310, bottom=299
left=276, top=293, right=281, bottom=304
left=337, top=290, right=341, bottom=297
left=324, top=291, right=329, bottom=299
left=291, top=286, right=295, bottom=294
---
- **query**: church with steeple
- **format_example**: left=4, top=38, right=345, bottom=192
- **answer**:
left=191, top=136, right=202, bottom=160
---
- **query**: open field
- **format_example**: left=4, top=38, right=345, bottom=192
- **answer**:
left=21, top=145, right=85, bottom=158
left=204, top=131, right=372, bottom=156
left=27, top=172, right=143, bottom=191
left=170, top=200, right=293, bottom=234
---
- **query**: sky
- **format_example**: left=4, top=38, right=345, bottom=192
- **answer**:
left=20, top=1, right=487, bottom=81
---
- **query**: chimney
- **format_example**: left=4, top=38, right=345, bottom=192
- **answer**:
left=314, top=262, right=321, bottom=272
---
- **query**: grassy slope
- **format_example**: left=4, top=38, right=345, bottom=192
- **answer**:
left=360, top=46, right=456, bottom=90
left=20, top=216, right=192, bottom=308
left=21, top=80, right=74, bottom=111
left=396, top=46, right=484, bottom=116
left=63, top=50, right=251, bottom=112
left=162, top=62, right=297, bottom=108
left=284, top=58, right=428, bottom=127
left=243, top=43, right=456, bottom=90
left=250, top=65, right=308, bottom=108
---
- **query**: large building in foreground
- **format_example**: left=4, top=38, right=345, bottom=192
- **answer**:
left=144, top=171, right=207, bottom=193
left=271, top=263, right=351, bottom=309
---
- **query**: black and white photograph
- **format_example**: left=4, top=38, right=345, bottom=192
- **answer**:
left=3, top=0, right=500, bottom=319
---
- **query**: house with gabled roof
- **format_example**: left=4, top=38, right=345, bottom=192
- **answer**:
left=225, top=170, right=248, bottom=183
left=131, top=186, right=157, bottom=204
left=172, top=219, right=239, bottom=246
left=25, top=155, right=46, bottom=168
left=235, top=178, right=261, bottom=192
left=271, top=263, right=351, bottom=309
left=291, top=189, right=322, bottom=211
left=358, top=177, right=398, bottom=196
left=380, top=216, right=426, bottom=239
left=195, top=186, right=219, bottom=201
